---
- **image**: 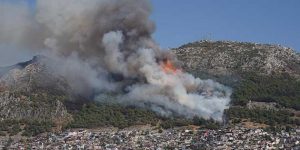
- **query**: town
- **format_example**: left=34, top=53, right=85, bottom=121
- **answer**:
left=1, top=125, right=299, bottom=149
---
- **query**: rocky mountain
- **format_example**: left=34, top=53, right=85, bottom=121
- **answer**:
left=174, top=40, right=300, bottom=78
left=173, top=41, right=300, bottom=127
left=0, top=56, right=72, bottom=125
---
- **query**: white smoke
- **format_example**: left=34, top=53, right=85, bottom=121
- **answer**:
left=0, top=0, right=231, bottom=120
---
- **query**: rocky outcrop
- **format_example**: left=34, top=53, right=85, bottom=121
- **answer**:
left=173, top=41, right=300, bottom=77
left=0, top=56, right=72, bottom=124
left=0, top=91, right=70, bottom=121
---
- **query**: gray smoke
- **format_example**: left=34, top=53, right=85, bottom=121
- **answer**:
left=0, top=0, right=231, bottom=120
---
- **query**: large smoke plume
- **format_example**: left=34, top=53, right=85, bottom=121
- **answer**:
left=0, top=0, right=231, bottom=120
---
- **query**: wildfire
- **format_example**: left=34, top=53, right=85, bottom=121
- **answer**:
left=161, top=59, right=181, bottom=74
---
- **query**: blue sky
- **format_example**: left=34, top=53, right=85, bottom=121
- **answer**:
left=2, top=0, right=300, bottom=51
left=151, top=0, right=300, bottom=51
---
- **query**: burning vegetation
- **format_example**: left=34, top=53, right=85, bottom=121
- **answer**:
left=161, top=59, right=181, bottom=74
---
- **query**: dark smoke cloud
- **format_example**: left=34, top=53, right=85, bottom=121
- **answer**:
left=0, top=0, right=231, bottom=120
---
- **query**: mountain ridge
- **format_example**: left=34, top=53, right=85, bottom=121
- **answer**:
left=173, top=40, right=300, bottom=78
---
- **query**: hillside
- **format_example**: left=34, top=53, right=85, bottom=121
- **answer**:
left=0, top=56, right=206, bottom=136
left=0, top=56, right=72, bottom=120
left=174, top=41, right=300, bottom=127
left=0, top=56, right=74, bottom=136
left=174, top=40, right=300, bottom=77
left=0, top=41, right=299, bottom=137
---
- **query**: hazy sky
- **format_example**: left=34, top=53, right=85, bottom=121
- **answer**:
left=1, top=0, right=300, bottom=51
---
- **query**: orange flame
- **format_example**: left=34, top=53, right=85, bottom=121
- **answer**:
left=161, top=59, right=181, bottom=74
